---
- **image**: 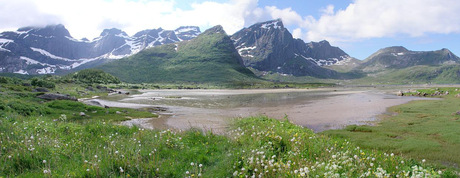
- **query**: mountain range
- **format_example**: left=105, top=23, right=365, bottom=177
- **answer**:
left=1, top=19, right=460, bottom=84
left=0, top=24, right=200, bottom=74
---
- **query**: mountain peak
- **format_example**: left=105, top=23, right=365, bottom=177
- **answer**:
left=256, top=19, right=284, bottom=30
left=202, top=25, right=226, bottom=35
left=380, top=46, right=409, bottom=53
left=100, top=28, right=128, bottom=37
left=17, top=24, right=71, bottom=37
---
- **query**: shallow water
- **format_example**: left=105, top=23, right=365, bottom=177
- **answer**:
left=90, top=87, right=437, bottom=133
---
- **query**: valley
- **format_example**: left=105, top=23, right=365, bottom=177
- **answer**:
left=1, top=18, right=460, bottom=177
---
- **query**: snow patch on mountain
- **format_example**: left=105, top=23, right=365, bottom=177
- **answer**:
left=30, top=47, right=74, bottom=61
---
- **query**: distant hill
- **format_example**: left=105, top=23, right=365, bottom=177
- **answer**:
left=99, top=26, right=262, bottom=85
left=347, top=46, right=460, bottom=84
left=358, top=46, right=460, bottom=73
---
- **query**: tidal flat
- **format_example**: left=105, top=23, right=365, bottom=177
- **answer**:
left=88, top=86, right=440, bottom=133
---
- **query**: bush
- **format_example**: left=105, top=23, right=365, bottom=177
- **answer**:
left=70, top=69, right=121, bottom=84
left=30, top=78, right=55, bottom=89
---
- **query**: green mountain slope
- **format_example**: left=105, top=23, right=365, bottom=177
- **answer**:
left=358, top=46, right=460, bottom=73
left=352, top=64, right=460, bottom=84
left=99, top=26, right=263, bottom=85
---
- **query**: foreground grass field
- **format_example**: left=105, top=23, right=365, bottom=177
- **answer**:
left=0, top=75, right=456, bottom=177
left=325, top=87, right=460, bottom=170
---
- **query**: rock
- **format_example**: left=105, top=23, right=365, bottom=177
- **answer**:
left=37, top=93, right=77, bottom=101
left=84, top=100, right=104, bottom=107
left=116, top=111, right=122, bottom=114
left=86, top=86, right=94, bottom=91
left=396, top=91, right=404, bottom=96
left=79, top=112, right=86, bottom=116
left=32, top=87, right=49, bottom=92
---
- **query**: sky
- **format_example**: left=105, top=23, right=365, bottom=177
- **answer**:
left=1, top=0, right=460, bottom=59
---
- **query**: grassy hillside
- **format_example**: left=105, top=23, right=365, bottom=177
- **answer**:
left=99, top=26, right=265, bottom=87
left=350, top=64, right=460, bottom=85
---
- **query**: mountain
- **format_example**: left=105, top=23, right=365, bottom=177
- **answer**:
left=0, top=24, right=200, bottom=75
left=98, top=25, right=262, bottom=85
left=358, top=46, right=460, bottom=73
left=231, top=19, right=352, bottom=78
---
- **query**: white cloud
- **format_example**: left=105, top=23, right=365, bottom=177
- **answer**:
left=306, top=0, right=460, bottom=42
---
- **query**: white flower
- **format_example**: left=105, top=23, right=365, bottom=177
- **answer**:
left=42, top=160, right=46, bottom=164
left=84, top=160, right=88, bottom=163
left=233, top=171, right=238, bottom=176
left=94, top=155, right=98, bottom=159
left=186, top=171, right=190, bottom=174
left=370, top=163, right=374, bottom=167
left=199, top=164, right=203, bottom=168
left=119, top=167, right=124, bottom=173
left=86, top=169, right=90, bottom=172
left=191, top=162, right=194, bottom=166
left=422, top=159, right=426, bottom=163
left=115, top=151, right=119, bottom=154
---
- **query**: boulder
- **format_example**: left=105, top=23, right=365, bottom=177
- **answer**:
left=37, top=93, right=77, bottom=101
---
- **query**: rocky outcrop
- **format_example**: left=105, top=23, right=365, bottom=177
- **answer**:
left=37, top=93, right=77, bottom=101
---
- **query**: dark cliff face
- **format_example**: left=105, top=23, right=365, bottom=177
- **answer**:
left=359, top=46, right=460, bottom=72
left=0, top=24, right=201, bottom=74
left=231, top=19, right=347, bottom=78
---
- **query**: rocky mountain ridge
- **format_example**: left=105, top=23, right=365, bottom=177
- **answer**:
left=0, top=24, right=200, bottom=74
left=231, top=19, right=351, bottom=78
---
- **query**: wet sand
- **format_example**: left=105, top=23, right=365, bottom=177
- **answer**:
left=87, top=88, right=437, bottom=133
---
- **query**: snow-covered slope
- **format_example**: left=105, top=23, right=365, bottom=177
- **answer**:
left=0, top=25, right=200, bottom=74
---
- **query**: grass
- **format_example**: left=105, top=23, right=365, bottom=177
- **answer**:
left=325, top=87, right=460, bottom=170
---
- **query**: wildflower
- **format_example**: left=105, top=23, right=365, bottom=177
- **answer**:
left=84, top=160, right=88, bottom=163
left=191, top=162, right=194, bottom=166
left=390, top=153, right=394, bottom=157
left=8, top=155, right=12, bottom=159
left=42, top=160, right=46, bottom=164
left=115, top=151, right=119, bottom=154
left=233, top=171, right=238, bottom=176
left=120, top=167, right=124, bottom=173
left=186, top=171, right=190, bottom=174
left=370, top=163, right=374, bottom=167
left=422, top=159, right=426, bottom=163
left=94, top=155, right=98, bottom=159
left=86, top=169, right=90, bottom=172
left=199, top=164, right=203, bottom=168
left=43, top=169, right=49, bottom=174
